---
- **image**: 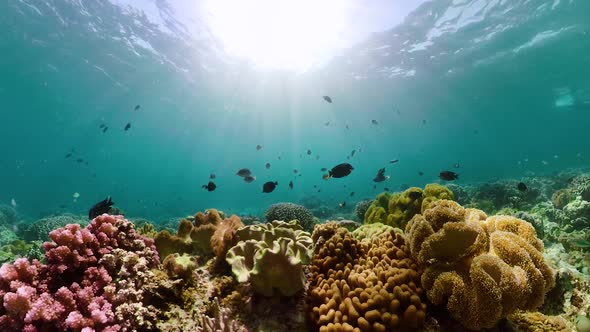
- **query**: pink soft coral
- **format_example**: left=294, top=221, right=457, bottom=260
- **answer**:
left=0, top=214, right=160, bottom=331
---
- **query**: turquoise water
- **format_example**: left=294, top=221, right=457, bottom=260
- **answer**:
left=1, top=0, right=589, bottom=222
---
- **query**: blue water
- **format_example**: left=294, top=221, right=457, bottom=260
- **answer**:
left=1, top=0, right=589, bottom=222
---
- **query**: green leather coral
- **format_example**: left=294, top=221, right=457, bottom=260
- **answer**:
left=405, top=200, right=555, bottom=330
left=364, top=184, right=454, bottom=228
left=225, top=220, right=313, bottom=296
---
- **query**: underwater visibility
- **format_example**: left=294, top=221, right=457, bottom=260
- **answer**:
left=1, top=0, right=590, bottom=331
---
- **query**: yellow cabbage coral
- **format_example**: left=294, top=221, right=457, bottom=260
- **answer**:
left=364, top=184, right=454, bottom=228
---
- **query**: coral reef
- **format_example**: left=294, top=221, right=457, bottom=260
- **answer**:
left=0, top=214, right=166, bottom=331
left=0, top=205, right=17, bottom=226
left=364, top=183, right=453, bottom=228
left=405, top=200, right=555, bottom=330
left=355, top=200, right=372, bottom=221
left=21, top=214, right=86, bottom=241
left=507, top=311, right=571, bottom=331
left=225, top=220, right=312, bottom=297
left=308, top=224, right=427, bottom=331
left=154, top=209, right=243, bottom=262
left=264, top=203, right=315, bottom=231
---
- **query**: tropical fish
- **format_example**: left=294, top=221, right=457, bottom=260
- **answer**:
left=76, top=158, right=84, bottom=163
left=256, top=145, right=263, bottom=151
left=244, top=175, right=256, bottom=183
left=325, top=121, right=330, bottom=126
left=265, top=163, right=271, bottom=169
left=236, top=168, right=252, bottom=177
left=439, top=171, right=459, bottom=181
left=293, top=169, right=299, bottom=174
left=134, top=105, right=141, bottom=111
left=408, top=191, right=422, bottom=200
left=418, top=171, right=424, bottom=176
left=65, top=153, right=72, bottom=158
left=371, top=119, right=379, bottom=125
left=517, top=182, right=527, bottom=192
left=262, top=181, right=278, bottom=193
left=210, top=174, right=216, bottom=179
left=339, top=202, right=346, bottom=208
left=202, top=181, right=216, bottom=191
left=10, top=198, right=16, bottom=208
left=89, top=196, right=114, bottom=219
left=390, top=159, right=399, bottom=164
left=454, top=162, right=460, bottom=168
left=320, top=168, right=327, bottom=172
left=350, top=149, right=356, bottom=158
left=323, top=163, right=354, bottom=179
left=322, top=96, right=332, bottom=103
left=307, top=149, right=312, bottom=155
left=345, top=124, right=349, bottom=130
left=350, top=192, right=355, bottom=197
left=124, top=122, right=131, bottom=131
left=373, top=168, right=390, bottom=182
left=384, top=187, right=390, bottom=191
left=288, top=181, right=293, bottom=189
left=102, top=126, right=108, bottom=133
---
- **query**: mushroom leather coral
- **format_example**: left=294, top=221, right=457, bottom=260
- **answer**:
left=405, top=200, right=555, bottom=330
left=225, top=220, right=313, bottom=297
left=308, top=226, right=426, bottom=331
left=364, top=184, right=453, bottom=228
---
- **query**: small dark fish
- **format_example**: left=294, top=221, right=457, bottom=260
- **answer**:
left=278, top=156, right=282, bottom=160
left=351, top=149, right=356, bottom=158
left=313, top=185, right=317, bottom=188
left=454, top=162, right=460, bottom=168
left=390, top=159, right=399, bottom=164
left=289, top=181, right=293, bottom=189
left=339, top=202, right=346, bottom=208
left=517, top=182, right=528, bottom=192
left=418, top=171, right=424, bottom=176
left=99, top=124, right=106, bottom=128
left=262, top=181, right=278, bottom=193
left=134, top=105, right=141, bottom=111
left=76, top=158, right=84, bottom=163
left=84, top=161, right=89, bottom=165
left=408, top=191, right=422, bottom=200
left=325, top=121, right=330, bottom=126
left=265, top=163, right=271, bottom=169
left=373, top=168, right=390, bottom=182
left=244, top=175, right=256, bottom=183
left=202, top=181, right=216, bottom=192
left=347, top=156, right=350, bottom=160
left=373, top=185, right=377, bottom=189
left=124, top=122, right=131, bottom=131
left=371, top=119, right=379, bottom=125
left=256, top=145, right=263, bottom=151
left=89, top=196, right=114, bottom=219
left=422, top=119, right=427, bottom=125
left=236, top=168, right=252, bottom=177
left=322, top=96, right=332, bottom=103
left=210, top=174, right=216, bottom=179
left=323, top=163, right=354, bottom=179
left=345, top=124, right=349, bottom=130
left=307, top=149, right=312, bottom=155
left=59, top=204, right=67, bottom=209
left=298, top=174, right=302, bottom=177
left=321, top=168, right=327, bottom=172
left=65, top=153, right=72, bottom=158
left=350, top=192, right=355, bottom=197
left=102, top=126, right=108, bottom=133
left=384, top=187, right=390, bottom=191
left=439, top=171, right=459, bottom=181
left=293, top=169, right=299, bottom=174
left=317, top=189, right=322, bottom=193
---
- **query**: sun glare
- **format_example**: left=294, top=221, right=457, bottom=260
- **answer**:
left=205, top=0, right=351, bottom=71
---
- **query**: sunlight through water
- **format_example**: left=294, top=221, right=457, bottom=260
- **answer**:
left=205, top=0, right=352, bottom=71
